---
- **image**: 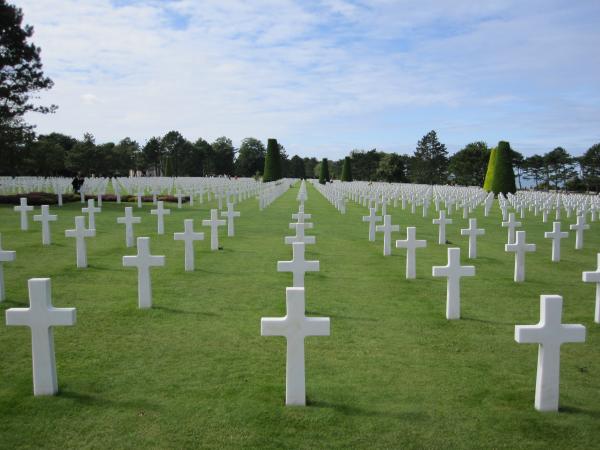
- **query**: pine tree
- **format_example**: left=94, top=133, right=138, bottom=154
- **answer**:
left=412, top=130, right=448, bottom=184
left=262, top=138, right=282, bottom=182
left=341, top=157, right=353, bottom=181
left=319, top=158, right=330, bottom=184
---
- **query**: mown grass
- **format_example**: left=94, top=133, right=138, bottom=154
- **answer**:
left=0, top=182, right=599, bottom=449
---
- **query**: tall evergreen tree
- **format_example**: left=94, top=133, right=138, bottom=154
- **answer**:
left=448, top=142, right=490, bottom=186
left=262, top=138, right=282, bottom=182
left=0, top=0, right=56, bottom=174
left=412, top=130, right=448, bottom=184
left=341, top=156, right=353, bottom=181
left=319, top=158, right=330, bottom=184
left=484, top=141, right=516, bottom=195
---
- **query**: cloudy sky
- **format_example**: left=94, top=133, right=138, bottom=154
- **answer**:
left=19, top=0, right=600, bottom=159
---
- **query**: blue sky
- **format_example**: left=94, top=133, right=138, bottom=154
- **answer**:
left=20, top=0, right=600, bottom=159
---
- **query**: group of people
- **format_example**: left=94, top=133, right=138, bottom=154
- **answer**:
left=71, top=174, right=85, bottom=193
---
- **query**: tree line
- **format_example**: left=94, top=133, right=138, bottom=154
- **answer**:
left=2, top=1, right=600, bottom=192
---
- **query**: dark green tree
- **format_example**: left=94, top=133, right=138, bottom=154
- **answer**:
left=341, top=156, right=353, bottom=181
left=319, top=157, right=330, bottom=184
left=580, top=143, right=600, bottom=191
left=0, top=0, right=56, bottom=174
left=262, top=138, right=282, bottom=182
left=544, top=147, right=575, bottom=190
left=235, top=137, right=265, bottom=177
left=162, top=131, right=191, bottom=177
left=66, top=133, right=96, bottom=175
left=193, top=138, right=213, bottom=176
left=448, top=142, right=490, bottom=186
left=523, top=154, right=545, bottom=189
left=412, top=130, right=448, bottom=184
left=212, top=136, right=235, bottom=176
left=142, top=137, right=163, bottom=175
left=303, top=157, right=318, bottom=179
left=483, top=141, right=516, bottom=195
left=375, top=153, right=406, bottom=182
left=290, top=155, right=305, bottom=178
left=349, top=149, right=381, bottom=181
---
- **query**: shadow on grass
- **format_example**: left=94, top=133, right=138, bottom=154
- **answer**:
left=305, top=310, right=377, bottom=322
left=462, top=316, right=514, bottom=326
left=0, top=299, right=27, bottom=307
left=152, top=305, right=218, bottom=317
left=307, top=399, right=429, bottom=420
left=59, top=389, right=159, bottom=410
left=559, top=405, right=600, bottom=418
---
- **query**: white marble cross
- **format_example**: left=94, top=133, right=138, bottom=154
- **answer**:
left=432, top=248, right=475, bottom=319
left=175, top=190, right=184, bottom=208
left=515, top=295, right=585, bottom=411
left=117, top=207, right=141, bottom=247
left=150, top=201, right=171, bottom=235
left=395, top=227, right=427, bottom=279
left=285, top=222, right=316, bottom=245
left=136, top=191, right=143, bottom=208
left=362, top=208, right=382, bottom=242
left=460, top=218, right=485, bottom=259
left=65, top=216, right=95, bottom=268
left=81, top=198, right=101, bottom=230
left=505, top=230, right=536, bottom=282
left=0, top=234, right=16, bottom=301
left=33, top=205, right=57, bottom=245
left=261, top=287, right=330, bottom=406
left=544, top=222, right=569, bottom=262
left=570, top=215, right=589, bottom=250
left=174, top=219, right=204, bottom=271
left=14, top=197, right=34, bottom=231
left=502, top=212, right=521, bottom=245
left=122, top=237, right=165, bottom=308
left=221, top=202, right=241, bottom=237
left=582, top=253, right=600, bottom=323
left=202, top=209, right=226, bottom=250
left=432, top=210, right=452, bottom=245
left=5, top=278, right=76, bottom=396
left=277, top=242, right=319, bottom=287
left=292, top=211, right=312, bottom=224
left=375, top=215, right=400, bottom=256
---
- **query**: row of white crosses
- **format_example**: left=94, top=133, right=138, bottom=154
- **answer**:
left=262, top=182, right=330, bottom=406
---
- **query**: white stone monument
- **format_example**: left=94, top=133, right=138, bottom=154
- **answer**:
left=501, top=212, right=521, bottom=245
left=582, top=254, right=600, bottom=323
left=362, top=208, right=382, bottom=242
left=33, top=205, right=57, bottom=245
left=14, top=197, right=34, bottom=231
left=0, top=234, right=16, bottom=301
left=122, top=237, right=165, bottom=308
left=261, top=287, right=330, bottom=406
left=117, top=207, right=141, bottom=247
left=460, top=218, right=485, bottom=259
left=432, top=248, right=475, bottom=319
left=515, top=295, right=585, bottom=411
left=150, top=201, right=171, bottom=235
left=174, top=219, right=204, bottom=271
left=433, top=210, right=452, bottom=245
left=277, top=242, right=319, bottom=287
left=570, top=215, right=589, bottom=250
left=65, top=216, right=95, bottom=268
left=395, top=227, right=427, bottom=279
left=375, top=215, right=400, bottom=256
left=544, top=222, right=569, bottom=262
left=285, top=222, right=316, bottom=245
left=5, top=278, right=76, bottom=396
left=81, top=198, right=101, bottom=230
left=221, top=202, right=241, bottom=237
left=505, top=230, right=536, bottom=282
left=202, top=209, right=226, bottom=251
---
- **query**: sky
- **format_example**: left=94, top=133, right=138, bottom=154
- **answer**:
left=18, top=0, right=600, bottom=159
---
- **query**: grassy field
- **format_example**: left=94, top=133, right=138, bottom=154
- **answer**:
left=0, top=182, right=599, bottom=449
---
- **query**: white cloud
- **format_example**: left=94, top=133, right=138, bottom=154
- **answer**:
left=19, top=0, right=600, bottom=158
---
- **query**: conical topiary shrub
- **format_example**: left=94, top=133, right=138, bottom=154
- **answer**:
left=483, top=147, right=497, bottom=192
left=319, top=158, right=330, bottom=184
left=483, top=141, right=516, bottom=195
left=341, top=157, right=353, bottom=181
left=262, top=138, right=282, bottom=182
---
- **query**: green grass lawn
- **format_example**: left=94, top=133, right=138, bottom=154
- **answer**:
left=0, top=182, right=599, bottom=449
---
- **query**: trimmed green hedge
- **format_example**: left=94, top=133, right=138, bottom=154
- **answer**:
left=483, top=141, right=516, bottom=195
left=262, top=138, right=282, bottom=182
left=341, top=157, right=353, bottom=181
